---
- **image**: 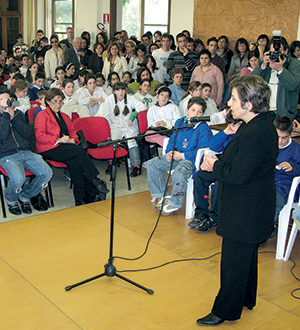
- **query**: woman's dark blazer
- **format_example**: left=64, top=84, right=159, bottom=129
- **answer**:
left=88, top=54, right=104, bottom=74
left=213, top=112, right=278, bottom=244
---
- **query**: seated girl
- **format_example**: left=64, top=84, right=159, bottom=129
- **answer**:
left=103, top=71, right=120, bottom=96
left=96, top=82, right=146, bottom=177
left=134, top=79, right=155, bottom=109
left=60, top=79, right=91, bottom=118
left=50, top=66, right=65, bottom=89
left=146, top=86, right=181, bottom=146
left=76, top=73, right=107, bottom=116
left=128, top=43, right=146, bottom=80
left=4, top=65, right=20, bottom=89
left=64, top=62, right=76, bottom=81
left=240, top=49, right=260, bottom=76
left=179, top=81, right=202, bottom=117
left=35, top=88, right=109, bottom=206
left=127, top=67, right=160, bottom=96
left=74, top=68, right=88, bottom=92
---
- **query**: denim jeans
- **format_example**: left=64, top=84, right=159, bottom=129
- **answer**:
left=144, top=155, right=193, bottom=208
left=0, top=150, right=53, bottom=204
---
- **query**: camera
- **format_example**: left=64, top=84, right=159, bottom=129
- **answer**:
left=269, top=30, right=282, bottom=62
left=7, top=97, right=20, bottom=108
left=251, top=42, right=259, bottom=47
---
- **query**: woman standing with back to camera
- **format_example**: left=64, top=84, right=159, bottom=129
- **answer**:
left=196, top=75, right=278, bottom=326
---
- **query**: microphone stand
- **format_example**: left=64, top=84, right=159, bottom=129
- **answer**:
left=65, top=121, right=201, bottom=294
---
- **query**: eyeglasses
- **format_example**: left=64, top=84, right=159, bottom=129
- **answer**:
left=51, top=40, right=58, bottom=44
left=50, top=100, right=63, bottom=105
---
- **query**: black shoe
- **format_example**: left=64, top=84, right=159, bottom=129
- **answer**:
left=196, top=218, right=217, bottom=233
left=31, top=193, right=48, bottom=211
left=18, top=200, right=32, bottom=214
left=130, top=166, right=139, bottom=177
left=196, top=313, right=225, bottom=326
left=188, top=213, right=208, bottom=228
left=105, top=164, right=112, bottom=175
left=8, top=202, right=22, bottom=215
left=91, top=178, right=110, bottom=194
left=63, top=168, right=72, bottom=181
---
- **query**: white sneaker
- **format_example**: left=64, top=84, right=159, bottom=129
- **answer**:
left=155, top=196, right=171, bottom=211
left=161, top=203, right=180, bottom=216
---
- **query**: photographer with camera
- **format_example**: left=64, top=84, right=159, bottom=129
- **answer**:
left=252, top=31, right=300, bottom=120
left=0, top=86, right=53, bottom=215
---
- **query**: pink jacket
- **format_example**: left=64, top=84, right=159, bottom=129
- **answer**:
left=190, top=63, right=224, bottom=106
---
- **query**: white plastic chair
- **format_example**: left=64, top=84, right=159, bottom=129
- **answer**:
left=276, top=176, right=300, bottom=260
left=283, top=218, right=300, bottom=261
left=162, top=138, right=208, bottom=219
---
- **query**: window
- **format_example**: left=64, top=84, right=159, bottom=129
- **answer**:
left=0, top=0, right=22, bottom=54
left=122, top=0, right=170, bottom=38
left=52, top=0, right=74, bottom=39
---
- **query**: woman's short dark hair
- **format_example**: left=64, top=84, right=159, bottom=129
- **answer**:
left=45, top=88, right=65, bottom=106
left=93, top=42, right=105, bottom=53
left=230, top=75, right=271, bottom=113
left=198, top=49, right=212, bottom=59
left=235, top=38, right=249, bottom=53
left=55, top=66, right=65, bottom=74
left=107, top=71, right=120, bottom=86
left=50, top=34, right=59, bottom=42
left=257, top=34, right=269, bottom=44
left=59, top=39, right=70, bottom=49
left=113, top=81, right=127, bottom=91
left=157, top=86, right=171, bottom=97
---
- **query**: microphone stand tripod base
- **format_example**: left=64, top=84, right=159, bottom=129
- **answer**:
left=65, top=261, right=154, bottom=295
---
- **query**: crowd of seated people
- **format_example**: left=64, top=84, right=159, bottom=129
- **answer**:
left=1, top=27, right=300, bottom=231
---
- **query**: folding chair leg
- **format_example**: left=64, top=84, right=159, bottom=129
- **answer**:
left=47, top=181, right=54, bottom=207
left=283, top=221, right=299, bottom=261
left=0, top=179, right=7, bottom=218
left=125, top=156, right=131, bottom=191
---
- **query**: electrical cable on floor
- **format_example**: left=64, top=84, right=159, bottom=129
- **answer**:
left=113, top=119, right=183, bottom=262
left=112, top=120, right=300, bottom=300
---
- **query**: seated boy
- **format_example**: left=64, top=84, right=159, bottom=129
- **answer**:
left=144, top=97, right=212, bottom=216
left=34, top=90, right=47, bottom=119
left=28, top=72, right=48, bottom=101
left=0, top=86, right=53, bottom=215
left=273, top=116, right=300, bottom=226
left=188, top=110, right=242, bottom=232
left=201, top=83, right=218, bottom=116
left=168, top=68, right=185, bottom=106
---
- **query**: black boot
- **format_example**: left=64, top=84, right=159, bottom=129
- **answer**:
left=91, top=178, right=110, bottom=194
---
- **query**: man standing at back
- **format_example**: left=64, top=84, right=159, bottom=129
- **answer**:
left=152, top=33, right=173, bottom=83
left=166, top=33, right=197, bottom=90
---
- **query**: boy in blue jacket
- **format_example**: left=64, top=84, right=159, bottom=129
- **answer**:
left=144, top=97, right=212, bottom=216
left=274, top=115, right=300, bottom=223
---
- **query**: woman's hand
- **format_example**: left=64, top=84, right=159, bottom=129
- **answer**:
left=128, top=120, right=133, bottom=127
left=56, top=135, right=70, bottom=143
left=68, top=138, right=76, bottom=144
left=90, top=99, right=99, bottom=107
left=293, top=119, right=300, bottom=131
left=201, top=154, right=218, bottom=172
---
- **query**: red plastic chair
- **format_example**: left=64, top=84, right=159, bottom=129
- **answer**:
left=0, top=165, right=53, bottom=218
left=71, top=112, right=80, bottom=122
left=73, top=117, right=131, bottom=190
left=137, top=110, right=159, bottom=167
left=30, top=101, right=41, bottom=107
left=26, top=106, right=40, bottom=123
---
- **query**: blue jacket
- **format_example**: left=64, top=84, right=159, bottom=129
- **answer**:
left=209, top=130, right=234, bottom=153
left=166, top=116, right=212, bottom=168
left=275, top=140, right=300, bottom=200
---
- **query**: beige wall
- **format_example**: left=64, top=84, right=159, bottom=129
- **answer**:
left=193, top=0, right=300, bottom=49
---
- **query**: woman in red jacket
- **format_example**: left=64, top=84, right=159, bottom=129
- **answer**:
left=35, top=88, right=108, bottom=205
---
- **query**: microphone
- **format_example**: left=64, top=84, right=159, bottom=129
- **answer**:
left=189, top=116, right=211, bottom=123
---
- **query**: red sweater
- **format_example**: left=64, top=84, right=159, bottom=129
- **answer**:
left=35, top=107, right=79, bottom=153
